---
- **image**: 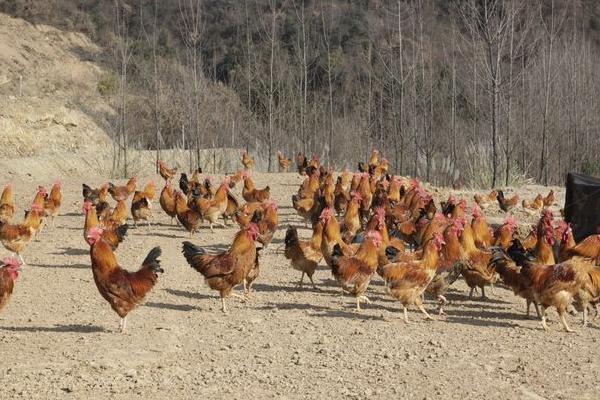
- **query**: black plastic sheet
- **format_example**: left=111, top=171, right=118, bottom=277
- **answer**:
left=564, top=172, right=600, bottom=242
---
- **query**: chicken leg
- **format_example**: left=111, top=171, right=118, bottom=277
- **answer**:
left=119, top=317, right=127, bottom=333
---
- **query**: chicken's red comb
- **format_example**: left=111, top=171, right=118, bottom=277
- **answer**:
left=2, top=256, right=20, bottom=269
left=472, top=203, right=482, bottom=218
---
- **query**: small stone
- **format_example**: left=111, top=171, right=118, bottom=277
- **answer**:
left=124, top=369, right=137, bottom=378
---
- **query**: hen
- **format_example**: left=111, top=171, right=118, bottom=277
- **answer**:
left=277, top=151, right=292, bottom=172
left=496, top=190, right=519, bottom=213
left=0, top=203, right=44, bottom=264
left=108, top=177, right=137, bottom=202
left=43, top=180, right=62, bottom=227
left=0, top=257, right=21, bottom=314
left=241, top=150, right=255, bottom=170
left=284, top=225, right=323, bottom=289
left=0, top=184, right=15, bottom=224
left=157, top=160, right=178, bottom=182
left=160, top=180, right=178, bottom=224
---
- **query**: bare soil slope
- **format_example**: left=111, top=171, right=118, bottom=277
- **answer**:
left=0, top=173, right=597, bottom=400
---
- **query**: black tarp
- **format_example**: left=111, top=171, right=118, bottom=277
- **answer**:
left=564, top=172, right=600, bottom=241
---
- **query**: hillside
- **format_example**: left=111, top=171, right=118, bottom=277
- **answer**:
left=0, top=13, right=114, bottom=180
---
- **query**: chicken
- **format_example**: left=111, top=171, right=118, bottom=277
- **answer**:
left=557, top=222, right=576, bottom=262
left=254, top=200, right=278, bottom=248
left=308, top=154, right=320, bottom=170
left=542, top=190, right=555, bottom=208
left=43, top=180, right=62, bottom=226
left=181, top=223, right=259, bottom=312
left=82, top=182, right=110, bottom=206
left=494, top=216, right=517, bottom=251
left=533, top=210, right=556, bottom=265
left=277, top=151, right=292, bottom=172
left=0, top=203, right=44, bottom=264
left=131, top=193, right=153, bottom=228
left=199, top=179, right=231, bottom=231
left=507, top=241, right=594, bottom=332
left=31, top=186, right=47, bottom=210
left=489, top=244, right=540, bottom=318
left=496, top=190, right=519, bottom=213
left=108, top=177, right=137, bottom=202
left=174, top=190, right=202, bottom=237
left=471, top=204, right=493, bottom=249
left=330, top=230, right=382, bottom=310
left=82, top=201, right=128, bottom=250
left=522, top=194, right=543, bottom=211
left=0, top=184, right=15, bottom=224
left=157, top=160, right=178, bottom=182
left=459, top=221, right=497, bottom=299
left=292, top=189, right=321, bottom=227
left=222, top=192, right=240, bottom=226
left=244, top=246, right=263, bottom=294
left=160, top=180, right=177, bottom=224
left=340, top=192, right=362, bottom=243
left=242, top=172, right=270, bottom=203
left=107, top=200, right=128, bottom=226
left=333, top=176, right=350, bottom=216
left=425, top=220, right=465, bottom=314
left=473, top=190, right=498, bottom=210
left=0, top=257, right=21, bottom=314
left=284, top=225, right=323, bottom=289
left=296, top=153, right=308, bottom=175
left=241, top=149, right=255, bottom=170
left=86, top=227, right=163, bottom=332
left=380, top=234, right=445, bottom=322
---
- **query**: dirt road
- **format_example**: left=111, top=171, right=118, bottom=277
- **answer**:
left=0, top=174, right=598, bottom=399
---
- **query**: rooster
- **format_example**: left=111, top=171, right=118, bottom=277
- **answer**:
left=496, top=190, right=519, bottom=213
left=284, top=225, right=323, bottom=289
left=330, top=230, right=382, bottom=310
left=542, top=190, right=555, bottom=208
left=0, top=257, right=21, bottom=314
left=86, top=227, right=163, bottom=332
left=507, top=240, right=595, bottom=332
left=182, top=223, right=259, bottom=312
left=380, top=234, right=445, bottom=322
left=0, top=184, right=15, bottom=224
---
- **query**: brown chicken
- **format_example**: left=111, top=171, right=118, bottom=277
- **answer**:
left=0, top=257, right=21, bottom=314
left=244, top=246, right=263, bottom=294
left=43, top=180, right=62, bottom=227
left=131, top=192, right=153, bottom=228
left=241, top=149, right=255, bottom=170
left=534, top=210, right=556, bottom=265
left=86, top=227, right=163, bottom=332
left=496, top=190, right=519, bottom=213
left=489, top=244, right=540, bottom=318
left=471, top=204, right=493, bottom=249
left=494, top=216, right=517, bottom=251
left=160, top=180, right=177, bottom=224
left=157, top=160, right=178, bottom=182
left=333, top=176, right=350, bottom=216
left=542, top=190, right=555, bottom=208
left=182, top=223, right=259, bottom=312
left=330, top=230, right=382, bottom=310
left=107, top=200, right=128, bottom=226
left=174, top=190, right=202, bottom=237
left=82, top=201, right=128, bottom=250
left=459, top=221, right=497, bottom=299
left=0, top=203, right=44, bottom=264
left=340, top=192, right=362, bottom=243
left=507, top=242, right=594, bottom=332
left=82, top=182, right=110, bottom=206
left=277, top=151, right=292, bottom=172
left=296, top=153, right=308, bottom=175
left=198, top=179, right=231, bottom=230
left=108, top=177, right=137, bottom=202
left=284, top=225, right=323, bottom=289
left=255, top=200, right=278, bottom=248
left=242, top=171, right=270, bottom=203
left=522, top=194, right=543, bottom=211
left=0, top=184, right=15, bottom=224
left=473, top=190, right=498, bottom=210
left=380, top=234, right=445, bottom=322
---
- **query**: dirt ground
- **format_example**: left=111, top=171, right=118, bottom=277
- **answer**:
left=0, top=173, right=598, bottom=400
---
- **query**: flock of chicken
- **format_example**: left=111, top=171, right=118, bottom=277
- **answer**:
left=0, top=149, right=599, bottom=334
